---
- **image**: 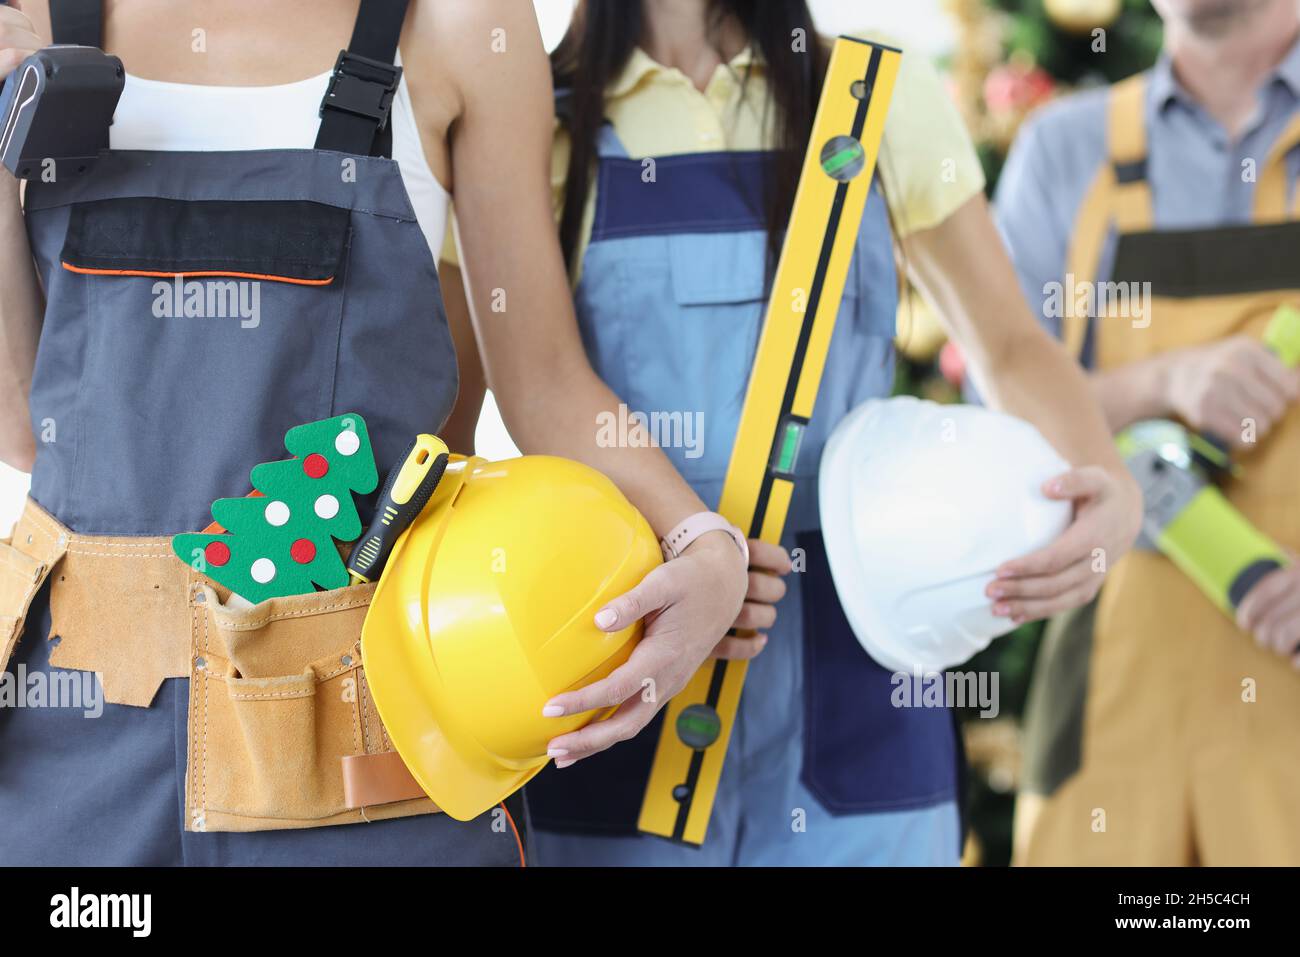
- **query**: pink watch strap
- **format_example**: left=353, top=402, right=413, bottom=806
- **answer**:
left=660, top=512, right=749, bottom=563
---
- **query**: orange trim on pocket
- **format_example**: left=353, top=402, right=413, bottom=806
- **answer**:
left=61, top=262, right=334, bottom=286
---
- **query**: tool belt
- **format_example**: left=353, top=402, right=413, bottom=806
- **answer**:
left=0, top=498, right=435, bottom=832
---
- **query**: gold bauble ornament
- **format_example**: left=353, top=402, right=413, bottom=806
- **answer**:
left=1044, top=0, right=1122, bottom=34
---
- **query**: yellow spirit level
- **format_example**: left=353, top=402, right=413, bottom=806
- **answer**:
left=636, top=37, right=902, bottom=845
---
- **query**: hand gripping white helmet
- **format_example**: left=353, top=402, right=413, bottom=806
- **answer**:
left=819, top=396, right=1072, bottom=673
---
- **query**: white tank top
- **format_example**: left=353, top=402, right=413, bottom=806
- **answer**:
left=107, top=52, right=449, bottom=254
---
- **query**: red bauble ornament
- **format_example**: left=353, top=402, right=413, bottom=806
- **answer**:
left=303, top=453, right=329, bottom=479
left=290, top=539, right=317, bottom=564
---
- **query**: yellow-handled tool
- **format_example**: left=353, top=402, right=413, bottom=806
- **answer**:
left=347, top=434, right=450, bottom=585
left=1117, top=305, right=1300, bottom=617
left=636, top=36, right=903, bottom=845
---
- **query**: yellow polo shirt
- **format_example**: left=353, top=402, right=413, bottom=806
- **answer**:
left=441, top=36, right=984, bottom=275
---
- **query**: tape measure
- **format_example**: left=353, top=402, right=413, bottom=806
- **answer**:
left=636, top=36, right=902, bottom=845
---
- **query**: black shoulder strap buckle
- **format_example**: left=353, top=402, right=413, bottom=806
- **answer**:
left=320, top=50, right=402, bottom=132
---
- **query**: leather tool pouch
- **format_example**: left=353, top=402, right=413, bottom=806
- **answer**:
left=2, top=500, right=434, bottom=833
left=187, top=581, right=435, bottom=832
left=0, top=506, right=65, bottom=676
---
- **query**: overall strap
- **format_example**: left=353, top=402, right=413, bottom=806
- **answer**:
left=1107, top=74, right=1154, bottom=233
left=49, top=0, right=103, bottom=46
left=1253, top=112, right=1300, bottom=222
left=595, top=122, right=630, bottom=160
left=315, top=0, right=410, bottom=158
left=1061, top=74, right=1151, bottom=359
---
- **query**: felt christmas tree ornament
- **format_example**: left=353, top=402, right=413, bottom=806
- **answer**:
left=173, top=413, right=378, bottom=603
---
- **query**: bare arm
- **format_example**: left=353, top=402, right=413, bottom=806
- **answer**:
left=1089, top=356, right=1174, bottom=432
left=1094, top=336, right=1299, bottom=446
left=904, top=193, right=1129, bottom=476
left=903, top=193, right=1142, bottom=620
left=408, top=1, right=747, bottom=762
left=0, top=1, right=50, bottom=471
left=431, top=2, right=713, bottom=536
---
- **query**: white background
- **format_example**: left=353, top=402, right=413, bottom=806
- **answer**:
left=0, top=0, right=950, bottom=534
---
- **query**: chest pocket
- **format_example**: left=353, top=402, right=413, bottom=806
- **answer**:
left=587, top=230, right=869, bottom=484
left=61, top=197, right=349, bottom=284
left=46, top=196, right=352, bottom=533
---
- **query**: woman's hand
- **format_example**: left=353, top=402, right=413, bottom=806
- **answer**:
left=986, top=465, right=1142, bottom=623
left=711, top=538, right=792, bottom=660
left=0, top=2, right=43, bottom=77
left=542, top=531, right=747, bottom=767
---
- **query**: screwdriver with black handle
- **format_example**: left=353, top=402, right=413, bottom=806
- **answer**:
left=347, top=434, right=450, bottom=585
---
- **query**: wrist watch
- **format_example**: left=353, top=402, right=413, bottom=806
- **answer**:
left=659, top=511, right=749, bottom=564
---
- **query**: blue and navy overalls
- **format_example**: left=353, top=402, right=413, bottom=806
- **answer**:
left=0, top=0, right=525, bottom=865
left=528, top=123, right=963, bottom=865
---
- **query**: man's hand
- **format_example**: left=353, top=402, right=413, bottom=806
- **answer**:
left=1162, top=337, right=1300, bottom=448
left=1237, top=563, right=1300, bottom=668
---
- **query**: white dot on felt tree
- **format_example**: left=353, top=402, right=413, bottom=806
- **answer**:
left=335, top=430, right=361, bottom=456
left=315, top=494, right=340, bottom=519
left=251, top=558, right=276, bottom=584
left=264, top=500, right=291, bottom=527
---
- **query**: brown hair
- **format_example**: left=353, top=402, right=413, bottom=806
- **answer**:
left=550, top=0, right=831, bottom=272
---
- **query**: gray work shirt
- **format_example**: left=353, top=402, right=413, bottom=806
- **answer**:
left=994, top=39, right=1300, bottom=364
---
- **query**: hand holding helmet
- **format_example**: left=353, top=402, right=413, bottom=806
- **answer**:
left=541, top=526, right=748, bottom=766
left=820, top=397, right=1079, bottom=673
left=988, top=463, right=1141, bottom=623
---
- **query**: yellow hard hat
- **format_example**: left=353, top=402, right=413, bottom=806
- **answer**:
left=361, top=454, right=661, bottom=821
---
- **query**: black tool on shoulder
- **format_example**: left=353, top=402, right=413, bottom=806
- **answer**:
left=0, top=45, right=122, bottom=179
left=0, top=1, right=122, bottom=179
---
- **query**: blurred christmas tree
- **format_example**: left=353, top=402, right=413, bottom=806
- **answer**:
left=898, top=0, right=1166, bottom=416
left=950, top=0, right=1165, bottom=186
left=893, top=0, right=1163, bottom=867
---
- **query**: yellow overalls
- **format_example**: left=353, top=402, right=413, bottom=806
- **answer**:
left=1025, top=76, right=1300, bottom=866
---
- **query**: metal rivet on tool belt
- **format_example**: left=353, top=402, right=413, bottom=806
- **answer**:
left=341, top=654, right=353, bottom=667
left=25, top=534, right=32, bottom=544
left=194, top=591, right=206, bottom=604
left=194, top=657, right=206, bottom=670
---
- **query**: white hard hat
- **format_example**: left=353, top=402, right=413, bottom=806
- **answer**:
left=819, top=396, right=1072, bottom=673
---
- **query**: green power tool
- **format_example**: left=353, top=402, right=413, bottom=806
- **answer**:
left=1117, top=305, right=1300, bottom=616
